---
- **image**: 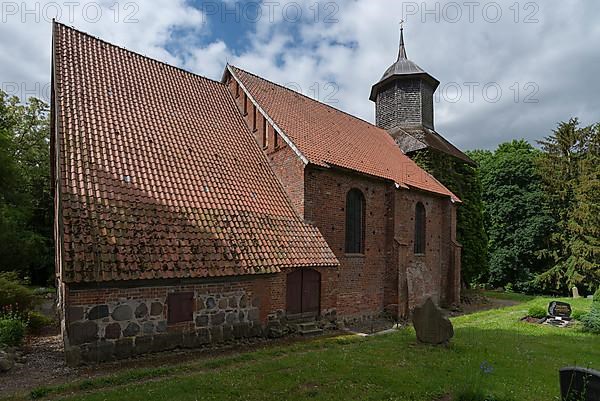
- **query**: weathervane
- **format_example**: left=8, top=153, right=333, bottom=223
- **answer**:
left=399, top=19, right=405, bottom=30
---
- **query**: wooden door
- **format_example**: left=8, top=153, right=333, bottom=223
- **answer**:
left=286, top=269, right=320, bottom=316
left=286, top=270, right=303, bottom=315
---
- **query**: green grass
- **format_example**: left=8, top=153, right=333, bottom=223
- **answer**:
left=480, top=290, right=536, bottom=302
left=11, top=296, right=600, bottom=401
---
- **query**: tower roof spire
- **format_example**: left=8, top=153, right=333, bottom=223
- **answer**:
left=398, top=21, right=407, bottom=60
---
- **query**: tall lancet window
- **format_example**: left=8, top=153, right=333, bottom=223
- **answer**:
left=345, top=189, right=365, bottom=254
left=414, top=202, right=426, bottom=254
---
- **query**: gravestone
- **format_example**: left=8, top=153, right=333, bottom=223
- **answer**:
left=572, top=287, right=581, bottom=299
left=549, top=301, right=572, bottom=318
left=546, top=301, right=573, bottom=328
left=560, top=367, right=600, bottom=401
left=412, top=298, right=454, bottom=345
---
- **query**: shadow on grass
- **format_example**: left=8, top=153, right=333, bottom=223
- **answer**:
left=16, top=324, right=600, bottom=401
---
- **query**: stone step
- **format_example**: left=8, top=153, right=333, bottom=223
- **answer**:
left=297, top=322, right=318, bottom=331
left=299, top=327, right=323, bottom=337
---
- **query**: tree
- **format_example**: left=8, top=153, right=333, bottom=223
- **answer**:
left=536, top=121, right=600, bottom=292
left=0, top=91, right=52, bottom=284
left=471, top=140, right=554, bottom=290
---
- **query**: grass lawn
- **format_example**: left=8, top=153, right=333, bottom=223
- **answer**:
left=10, top=296, right=600, bottom=401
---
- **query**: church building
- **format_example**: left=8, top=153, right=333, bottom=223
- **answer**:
left=52, top=22, right=465, bottom=364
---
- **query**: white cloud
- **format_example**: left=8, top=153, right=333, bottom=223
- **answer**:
left=2, top=0, right=600, bottom=149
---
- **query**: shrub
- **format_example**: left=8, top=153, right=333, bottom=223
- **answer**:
left=0, top=277, right=38, bottom=315
left=0, top=317, right=26, bottom=346
left=528, top=306, right=547, bottom=319
left=582, top=310, right=600, bottom=334
left=27, top=311, right=54, bottom=333
left=0, top=271, right=26, bottom=284
left=582, top=288, right=600, bottom=333
left=572, top=310, right=588, bottom=321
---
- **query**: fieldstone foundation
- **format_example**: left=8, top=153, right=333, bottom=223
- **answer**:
left=63, top=283, right=269, bottom=365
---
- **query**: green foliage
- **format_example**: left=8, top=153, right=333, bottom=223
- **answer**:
left=582, top=289, right=600, bottom=333
left=0, top=277, right=38, bottom=314
left=0, top=316, right=26, bottom=346
left=582, top=310, right=600, bottom=334
left=412, top=149, right=488, bottom=285
left=527, top=306, right=547, bottom=319
left=535, top=120, right=600, bottom=292
left=572, top=310, right=588, bottom=321
left=469, top=140, right=555, bottom=289
left=0, top=91, right=53, bottom=284
left=27, top=311, right=54, bottom=333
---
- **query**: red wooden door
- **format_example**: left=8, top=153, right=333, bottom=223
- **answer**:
left=301, top=269, right=320, bottom=314
left=286, top=270, right=303, bottom=315
left=286, top=269, right=320, bottom=316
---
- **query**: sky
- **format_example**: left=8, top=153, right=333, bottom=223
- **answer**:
left=1, top=0, right=599, bottom=150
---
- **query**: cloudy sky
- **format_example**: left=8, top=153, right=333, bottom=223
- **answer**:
left=1, top=0, right=598, bottom=150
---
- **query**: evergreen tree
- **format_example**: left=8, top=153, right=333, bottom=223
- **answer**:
left=535, top=119, right=600, bottom=292
left=560, top=124, right=600, bottom=291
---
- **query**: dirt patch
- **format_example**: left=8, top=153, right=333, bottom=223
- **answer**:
left=344, top=317, right=400, bottom=334
left=0, top=331, right=73, bottom=396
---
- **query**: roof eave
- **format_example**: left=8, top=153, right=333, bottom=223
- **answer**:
left=369, top=73, right=440, bottom=102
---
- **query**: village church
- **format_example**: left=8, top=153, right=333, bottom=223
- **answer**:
left=52, top=22, right=469, bottom=363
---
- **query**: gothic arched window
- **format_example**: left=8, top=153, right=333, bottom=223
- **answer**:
left=345, top=189, right=365, bottom=254
left=414, top=202, right=426, bottom=254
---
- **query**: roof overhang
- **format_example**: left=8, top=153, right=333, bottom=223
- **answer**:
left=369, top=72, right=440, bottom=102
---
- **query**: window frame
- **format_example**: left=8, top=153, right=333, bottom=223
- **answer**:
left=345, top=188, right=366, bottom=255
left=414, top=202, right=426, bottom=255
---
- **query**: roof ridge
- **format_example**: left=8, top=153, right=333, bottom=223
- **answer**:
left=53, top=21, right=225, bottom=87
left=229, top=65, right=386, bottom=132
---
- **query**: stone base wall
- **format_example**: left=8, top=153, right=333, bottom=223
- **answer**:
left=63, top=267, right=339, bottom=365
left=64, top=277, right=274, bottom=365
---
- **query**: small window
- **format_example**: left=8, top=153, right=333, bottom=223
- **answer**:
left=235, top=82, right=240, bottom=98
left=167, top=292, right=194, bottom=324
left=345, top=189, right=365, bottom=254
left=414, top=202, right=426, bottom=254
left=274, top=130, right=280, bottom=148
left=252, top=106, right=257, bottom=132
left=262, top=117, right=268, bottom=148
left=243, top=94, right=248, bottom=116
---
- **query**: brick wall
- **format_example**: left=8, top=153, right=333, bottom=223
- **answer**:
left=304, top=166, right=391, bottom=319
left=391, top=190, right=459, bottom=316
left=304, top=164, right=459, bottom=320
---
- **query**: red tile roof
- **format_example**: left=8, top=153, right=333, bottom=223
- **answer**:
left=228, top=66, right=459, bottom=202
left=52, top=23, right=338, bottom=283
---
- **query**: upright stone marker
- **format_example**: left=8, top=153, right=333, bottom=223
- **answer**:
left=548, top=301, right=572, bottom=319
left=412, top=298, right=454, bottom=345
left=572, top=287, right=581, bottom=299
left=560, top=367, right=600, bottom=401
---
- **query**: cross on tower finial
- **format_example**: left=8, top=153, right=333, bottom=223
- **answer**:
left=397, top=21, right=407, bottom=60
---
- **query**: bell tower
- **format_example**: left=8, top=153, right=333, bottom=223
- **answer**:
left=369, top=26, right=440, bottom=131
